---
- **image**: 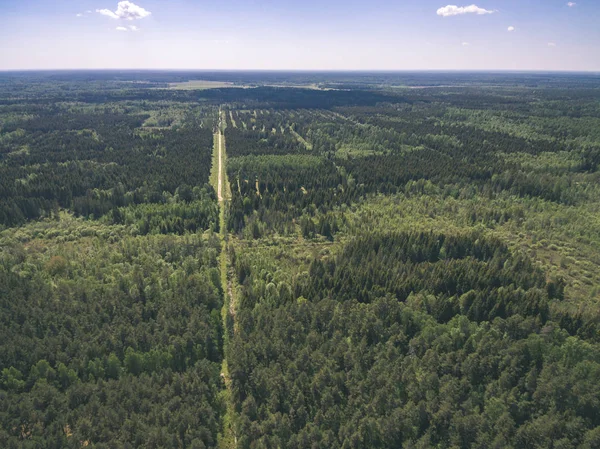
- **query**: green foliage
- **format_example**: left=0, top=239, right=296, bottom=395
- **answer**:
left=228, top=232, right=600, bottom=448
left=0, top=224, right=224, bottom=446
left=0, top=105, right=216, bottom=228
left=2, top=72, right=600, bottom=448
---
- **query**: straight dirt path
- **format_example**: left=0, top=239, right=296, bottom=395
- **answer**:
left=218, top=129, right=223, bottom=201
left=229, top=111, right=237, bottom=128
left=214, top=108, right=238, bottom=449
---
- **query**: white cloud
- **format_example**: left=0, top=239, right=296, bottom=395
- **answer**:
left=437, top=4, right=495, bottom=17
left=462, top=42, right=470, bottom=46
left=567, top=2, right=577, bottom=6
left=129, top=25, right=139, bottom=31
left=116, top=26, right=128, bottom=31
left=548, top=42, right=557, bottom=47
left=98, top=9, right=119, bottom=19
left=97, top=1, right=151, bottom=20
left=508, top=26, right=515, bottom=32
left=76, top=13, right=83, bottom=17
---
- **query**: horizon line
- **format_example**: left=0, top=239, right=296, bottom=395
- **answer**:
left=1, top=68, right=599, bottom=74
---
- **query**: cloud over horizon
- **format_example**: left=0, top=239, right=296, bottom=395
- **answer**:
left=97, top=1, right=151, bottom=20
left=437, top=5, right=495, bottom=17
left=114, top=25, right=141, bottom=32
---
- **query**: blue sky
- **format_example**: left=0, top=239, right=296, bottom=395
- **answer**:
left=0, top=0, right=598, bottom=70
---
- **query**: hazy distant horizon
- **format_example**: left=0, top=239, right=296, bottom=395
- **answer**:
left=1, top=69, right=599, bottom=74
left=1, top=0, right=599, bottom=71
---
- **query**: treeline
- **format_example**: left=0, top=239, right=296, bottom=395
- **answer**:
left=0, top=109, right=216, bottom=227
left=228, top=297, right=600, bottom=449
left=236, top=231, right=557, bottom=323
left=339, top=150, right=490, bottom=194
left=223, top=103, right=599, bottom=212
left=225, top=148, right=581, bottom=238
left=227, top=155, right=353, bottom=237
left=1, top=110, right=147, bottom=134
left=107, top=188, right=219, bottom=235
left=227, top=231, right=599, bottom=448
left=0, top=96, right=226, bottom=447
left=0, top=232, right=224, bottom=448
left=0, top=84, right=394, bottom=109
left=225, top=127, right=306, bottom=157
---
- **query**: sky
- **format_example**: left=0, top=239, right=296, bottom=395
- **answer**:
left=0, top=0, right=598, bottom=71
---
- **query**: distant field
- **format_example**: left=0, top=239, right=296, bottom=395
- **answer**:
left=169, top=80, right=330, bottom=90
left=167, top=80, right=237, bottom=89
left=263, top=83, right=329, bottom=90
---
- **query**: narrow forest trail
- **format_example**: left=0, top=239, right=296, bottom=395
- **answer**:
left=217, top=129, right=223, bottom=202
left=218, top=115, right=237, bottom=320
left=215, top=108, right=238, bottom=449
left=288, top=125, right=313, bottom=150
left=215, top=110, right=235, bottom=317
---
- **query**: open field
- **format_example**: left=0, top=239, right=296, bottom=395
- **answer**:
left=168, top=80, right=238, bottom=89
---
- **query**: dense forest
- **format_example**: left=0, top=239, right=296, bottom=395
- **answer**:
left=1, top=71, right=600, bottom=448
